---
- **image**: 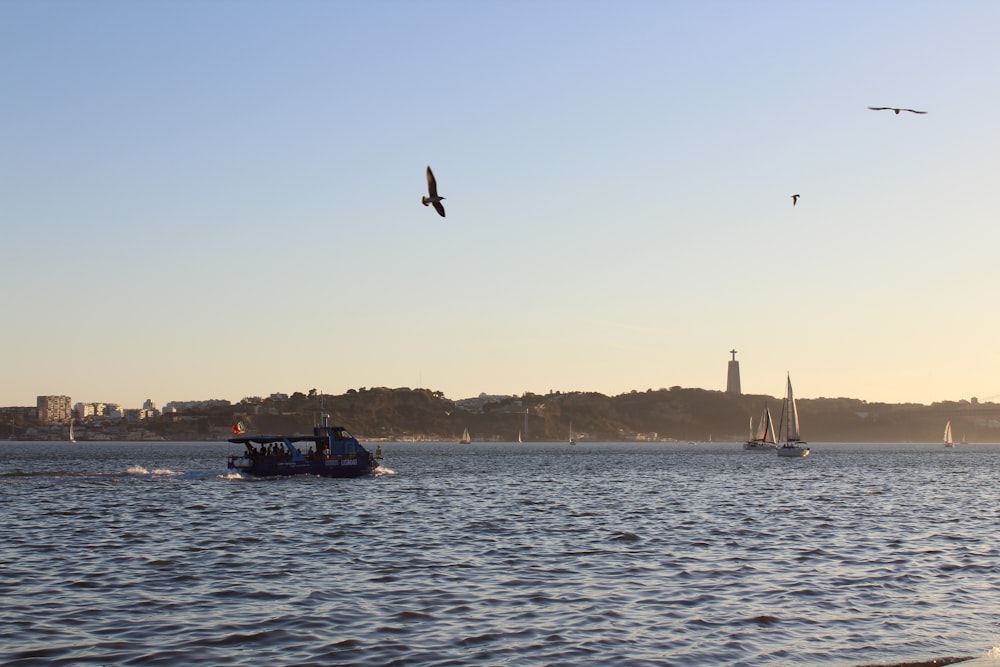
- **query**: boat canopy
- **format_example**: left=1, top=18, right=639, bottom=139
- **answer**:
left=229, top=436, right=308, bottom=462
left=230, top=434, right=339, bottom=445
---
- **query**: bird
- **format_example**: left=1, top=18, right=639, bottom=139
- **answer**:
left=868, top=106, right=927, bottom=115
left=791, top=194, right=800, bottom=206
left=422, top=166, right=446, bottom=217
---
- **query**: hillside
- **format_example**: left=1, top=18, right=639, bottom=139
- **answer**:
left=144, top=387, right=999, bottom=443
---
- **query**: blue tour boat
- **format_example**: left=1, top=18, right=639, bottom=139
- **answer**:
left=227, top=415, right=380, bottom=478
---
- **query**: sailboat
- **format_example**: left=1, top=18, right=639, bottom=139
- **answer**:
left=517, top=431, right=523, bottom=444
left=743, top=403, right=778, bottom=450
left=777, top=374, right=810, bottom=457
left=68, top=418, right=76, bottom=443
left=569, top=420, right=576, bottom=445
left=459, top=427, right=471, bottom=444
left=943, top=420, right=955, bottom=448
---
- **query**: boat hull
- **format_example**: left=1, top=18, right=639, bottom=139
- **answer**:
left=743, top=442, right=777, bottom=451
left=777, top=446, right=810, bottom=458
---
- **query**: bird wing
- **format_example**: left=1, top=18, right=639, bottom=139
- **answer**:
left=426, top=166, right=438, bottom=198
left=432, top=200, right=446, bottom=217
left=868, top=107, right=890, bottom=111
left=903, top=109, right=928, bottom=114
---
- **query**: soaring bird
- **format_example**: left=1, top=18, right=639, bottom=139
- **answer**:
left=422, top=166, right=446, bottom=217
left=868, top=106, right=927, bottom=115
left=791, top=194, right=800, bottom=206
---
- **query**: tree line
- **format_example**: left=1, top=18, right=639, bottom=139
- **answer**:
left=159, top=387, right=999, bottom=443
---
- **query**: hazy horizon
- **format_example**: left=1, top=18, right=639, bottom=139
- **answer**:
left=3, top=2, right=999, bottom=411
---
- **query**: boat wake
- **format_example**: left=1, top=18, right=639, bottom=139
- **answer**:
left=3, top=467, right=186, bottom=480
left=126, top=465, right=181, bottom=476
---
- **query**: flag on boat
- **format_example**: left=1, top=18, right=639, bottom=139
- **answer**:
left=232, top=420, right=247, bottom=435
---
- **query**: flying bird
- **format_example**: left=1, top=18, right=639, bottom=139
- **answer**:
left=791, top=194, right=800, bottom=206
left=868, top=106, right=927, bottom=115
left=422, top=166, right=446, bottom=217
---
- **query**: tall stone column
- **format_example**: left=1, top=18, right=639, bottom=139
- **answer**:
left=726, top=349, right=741, bottom=395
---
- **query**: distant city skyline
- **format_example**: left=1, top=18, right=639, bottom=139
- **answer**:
left=3, top=3, right=999, bottom=411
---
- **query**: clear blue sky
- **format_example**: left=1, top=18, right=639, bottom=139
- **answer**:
left=3, top=1, right=999, bottom=410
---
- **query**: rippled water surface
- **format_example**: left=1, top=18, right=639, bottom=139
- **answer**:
left=2, top=440, right=999, bottom=666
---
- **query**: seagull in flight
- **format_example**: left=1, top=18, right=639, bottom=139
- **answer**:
left=422, top=166, right=446, bottom=217
left=791, top=194, right=800, bottom=206
left=868, top=106, right=927, bottom=115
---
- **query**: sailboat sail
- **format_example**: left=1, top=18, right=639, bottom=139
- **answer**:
left=785, top=375, right=802, bottom=443
left=761, top=408, right=777, bottom=445
left=744, top=404, right=778, bottom=450
left=943, top=421, right=954, bottom=447
left=753, top=410, right=778, bottom=444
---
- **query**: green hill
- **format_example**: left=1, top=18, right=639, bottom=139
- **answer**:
left=151, top=387, right=999, bottom=443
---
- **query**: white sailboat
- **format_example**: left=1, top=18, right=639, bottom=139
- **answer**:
left=68, top=418, right=76, bottom=443
left=943, top=420, right=955, bottom=448
left=777, top=374, right=810, bottom=457
left=743, top=403, right=778, bottom=450
left=459, top=427, right=471, bottom=444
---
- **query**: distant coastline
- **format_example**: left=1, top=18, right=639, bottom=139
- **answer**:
left=5, top=387, right=999, bottom=444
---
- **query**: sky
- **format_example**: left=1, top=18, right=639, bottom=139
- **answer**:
left=3, top=1, right=1000, bottom=410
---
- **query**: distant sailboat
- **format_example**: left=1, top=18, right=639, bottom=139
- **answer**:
left=569, top=420, right=576, bottom=445
left=743, top=403, right=778, bottom=450
left=777, top=374, right=810, bottom=458
left=517, top=431, right=523, bottom=444
left=68, top=418, right=76, bottom=443
left=943, top=420, right=955, bottom=448
left=459, top=427, right=471, bottom=444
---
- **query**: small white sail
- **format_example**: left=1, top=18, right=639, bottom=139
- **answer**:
left=786, top=375, right=801, bottom=442
left=761, top=408, right=778, bottom=446
left=943, top=421, right=954, bottom=447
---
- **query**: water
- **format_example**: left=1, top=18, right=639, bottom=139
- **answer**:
left=2, top=440, right=998, bottom=666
